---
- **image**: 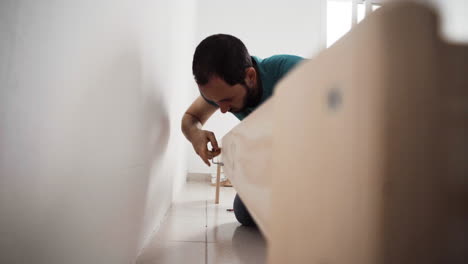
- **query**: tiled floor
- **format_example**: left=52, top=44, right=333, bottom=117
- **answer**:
left=137, top=179, right=267, bottom=264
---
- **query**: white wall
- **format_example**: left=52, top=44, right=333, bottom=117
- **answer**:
left=427, top=0, right=468, bottom=43
left=0, top=1, right=195, bottom=263
left=188, top=0, right=327, bottom=174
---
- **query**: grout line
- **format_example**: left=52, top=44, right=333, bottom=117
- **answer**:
left=135, top=200, right=174, bottom=259
left=163, top=240, right=206, bottom=243
left=205, top=199, right=208, bottom=264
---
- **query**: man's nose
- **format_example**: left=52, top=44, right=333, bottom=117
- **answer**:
left=219, top=103, right=230, bottom=113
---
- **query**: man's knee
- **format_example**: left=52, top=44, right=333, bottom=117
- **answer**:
left=233, top=194, right=256, bottom=227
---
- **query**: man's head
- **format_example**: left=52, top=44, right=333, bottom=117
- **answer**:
left=192, top=34, right=260, bottom=113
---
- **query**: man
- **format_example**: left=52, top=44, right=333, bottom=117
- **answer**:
left=181, top=34, right=304, bottom=226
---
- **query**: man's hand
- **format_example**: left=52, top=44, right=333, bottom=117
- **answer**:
left=181, top=96, right=220, bottom=166
left=190, top=130, right=221, bottom=166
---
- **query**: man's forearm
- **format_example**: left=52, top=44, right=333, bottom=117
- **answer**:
left=181, top=113, right=203, bottom=142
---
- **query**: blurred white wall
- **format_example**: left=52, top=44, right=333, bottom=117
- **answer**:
left=0, top=0, right=195, bottom=263
left=188, top=0, right=328, bottom=174
left=427, top=0, right=468, bottom=43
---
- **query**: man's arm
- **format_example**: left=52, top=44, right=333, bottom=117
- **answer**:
left=181, top=96, right=221, bottom=166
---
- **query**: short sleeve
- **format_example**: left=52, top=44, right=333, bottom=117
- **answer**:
left=260, top=55, right=305, bottom=82
left=277, top=55, right=304, bottom=80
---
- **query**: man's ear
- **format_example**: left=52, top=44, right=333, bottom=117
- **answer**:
left=244, top=67, right=256, bottom=86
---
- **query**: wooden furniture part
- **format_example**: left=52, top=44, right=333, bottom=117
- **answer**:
left=215, top=162, right=221, bottom=204
left=269, top=2, right=467, bottom=264
left=222, top=99, right=274, bottom=239
left=221, top=2, right=467, bottom=264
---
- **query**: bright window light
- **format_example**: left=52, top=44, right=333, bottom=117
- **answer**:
left=327, top=0, right=352, bottom=47
left=327, top=0, right=382, bottom=47
left=358, top=3, right=365, bottom=23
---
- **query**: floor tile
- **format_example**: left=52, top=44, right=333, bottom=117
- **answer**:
left=138, top=180, right=266, bottom=264
left=153, top=215, right=206, bottom=242
left=207, top=226, right=267, bottom=264
left=137, top=241, right=205, bottom=264
left=168, top=200, right=206, bottom=218
left=207, top=185, right=237, bottom=205
left=207, top=202, right=237, bottom=219
left=207, top=217, right=240, bottom=243
left=173, top=182, right=211, bottom=203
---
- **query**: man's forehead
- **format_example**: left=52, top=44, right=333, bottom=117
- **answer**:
left=199, top=77, right=229, bottom=99
left=198, top=85, right=216, bottom=102
left=205, top=75, right=225, bottom=86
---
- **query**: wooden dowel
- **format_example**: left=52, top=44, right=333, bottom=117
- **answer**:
left=215, top=163, right=221, bottom=204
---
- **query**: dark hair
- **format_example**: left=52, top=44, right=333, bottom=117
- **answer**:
left=192, top=34, right=253, bottom=86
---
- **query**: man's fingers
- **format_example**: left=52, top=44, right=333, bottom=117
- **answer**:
left=200, top=153, right=211, bottom=166
left=210, top=148, right=221, bottom=157
left=201, top=155, right=210, bottom=166
left=206, top=132, right=219, bottom=151
left=200, top=149, right=221, bottom=166
left=192, top=130, right=219, bottom=167
left=205, top=148, right=221, bottom=159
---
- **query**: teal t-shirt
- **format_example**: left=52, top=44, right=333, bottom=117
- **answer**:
left=202, top=54, right=304, bottom=120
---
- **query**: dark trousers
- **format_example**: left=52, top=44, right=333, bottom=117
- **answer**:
left=233, top=194, right=257, bottom=227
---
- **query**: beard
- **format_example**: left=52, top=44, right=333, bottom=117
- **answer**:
left=230, top=83, right=262, bottom=113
